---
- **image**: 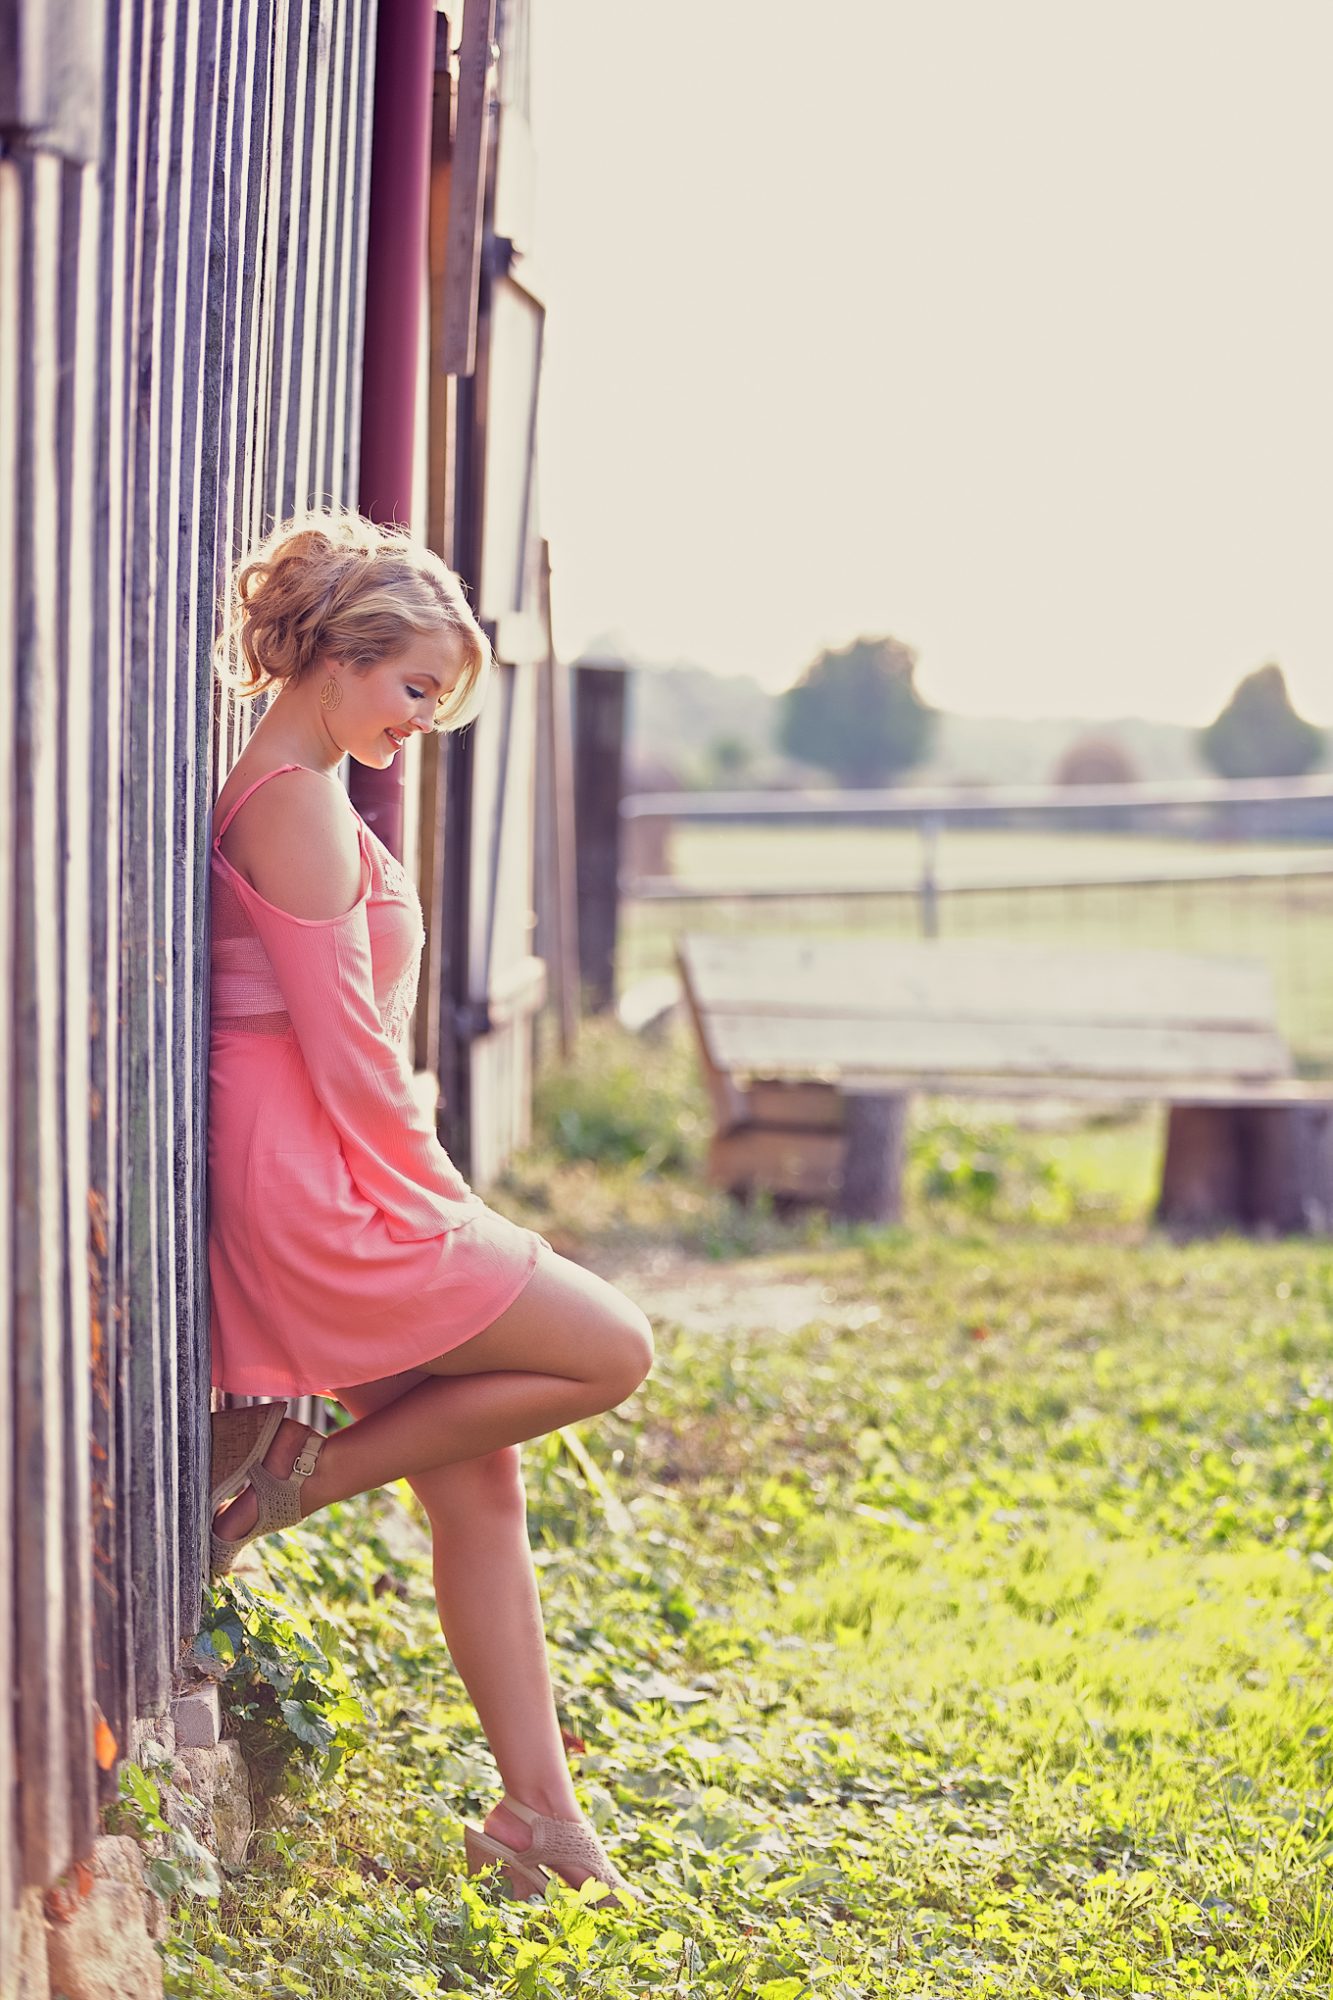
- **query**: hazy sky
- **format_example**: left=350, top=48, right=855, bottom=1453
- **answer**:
left=529, top=1, right=1331, bottom=726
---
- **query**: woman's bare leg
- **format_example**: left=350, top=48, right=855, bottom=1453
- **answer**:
left=211, top=1248, right=650, bottom=1885
left=335, top=1375, right=586, bottom=1872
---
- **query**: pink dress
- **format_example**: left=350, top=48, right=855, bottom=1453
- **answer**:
left=207, top=761, right=544, bottom=1398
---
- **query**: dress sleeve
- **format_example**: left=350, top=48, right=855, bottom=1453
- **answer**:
left=228, top=866, right=481, bottom=1244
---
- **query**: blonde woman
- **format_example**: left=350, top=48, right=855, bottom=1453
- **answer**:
left=207, top=510, right=652, bottom=1904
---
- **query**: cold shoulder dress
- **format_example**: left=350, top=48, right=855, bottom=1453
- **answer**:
left=207, top=761, right=545, bottom=1398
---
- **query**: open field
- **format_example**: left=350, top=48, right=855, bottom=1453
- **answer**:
left=622, top=827, right=1333, bottom=1075
left=165, top=1028, right=1333, bottom=1997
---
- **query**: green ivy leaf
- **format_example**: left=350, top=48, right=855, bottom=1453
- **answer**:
left=279, top=1699, right=333, bottom=1748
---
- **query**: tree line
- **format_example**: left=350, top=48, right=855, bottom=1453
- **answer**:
left=776, top=639, right=1327, bottom=788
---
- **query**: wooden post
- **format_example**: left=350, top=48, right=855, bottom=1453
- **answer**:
left=836, top=1092, right=910, bottom=1224
left=622, top=809, right=670, bottom=882
left=353, top=0, right=438, bottom=858
left=535, top=543, right=579, bottom=1056
left=1156, top=1098, right=1333, bottom=1237
left=1246, top=1102, right=1333, bottom=1234
left=1155, top=1106, right=1244, bottom=1235
left=573, top=656, right=627, bottom=1015
left=917, top=812, right=940, bottom=938
left=440, top=0, right=495, bottom=377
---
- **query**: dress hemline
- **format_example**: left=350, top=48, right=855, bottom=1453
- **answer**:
left=210, top=1230, right=548, bottom=1402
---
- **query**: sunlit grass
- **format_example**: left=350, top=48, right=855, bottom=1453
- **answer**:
left=168, top=1024, right=1333, bottom=1996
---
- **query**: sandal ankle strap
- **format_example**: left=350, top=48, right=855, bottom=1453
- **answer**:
left=292, top=1429, right=325, bottom=1479
left=498, top=1796, right=629, bottom=1890
left=501, top=1794, right=542, bottom=1827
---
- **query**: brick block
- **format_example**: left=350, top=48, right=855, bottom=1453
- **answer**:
left=173, top=1684, right=221, bottom=1749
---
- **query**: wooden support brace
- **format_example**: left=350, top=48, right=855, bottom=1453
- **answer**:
left=1246, top=1101, right=1333, bottom=1235
left=836, top=1091, right=910, bottom=1225
left=1156, top=1099, right=1333, bottom=1237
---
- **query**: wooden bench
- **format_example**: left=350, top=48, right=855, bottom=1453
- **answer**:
left=675, top=934, right=1333, bottom=1236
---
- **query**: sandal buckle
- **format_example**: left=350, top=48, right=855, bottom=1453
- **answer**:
left=292, top=1433, right=324, bottom=1480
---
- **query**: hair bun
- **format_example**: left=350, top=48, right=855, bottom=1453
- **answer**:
left=213, top=506, right=491, bottom=733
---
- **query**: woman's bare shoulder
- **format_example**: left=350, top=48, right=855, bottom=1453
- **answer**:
left=218, top=766, right=364, bottom=921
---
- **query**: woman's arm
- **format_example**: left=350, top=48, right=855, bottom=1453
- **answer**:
left=223, top=769, right=479, bottom=1241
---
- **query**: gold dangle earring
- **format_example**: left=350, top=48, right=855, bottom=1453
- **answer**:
left=319, top=673, right=343, bottom=712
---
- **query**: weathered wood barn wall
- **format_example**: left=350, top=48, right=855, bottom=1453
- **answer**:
left=2, top=0, right=562, bottom=1976
left=425, top=0, right=554, bottom=1187
left=0, top=0, right=379, bottom=1977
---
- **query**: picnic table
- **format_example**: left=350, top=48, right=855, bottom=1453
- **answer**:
left=675, top=934, right=1333, bottom=1236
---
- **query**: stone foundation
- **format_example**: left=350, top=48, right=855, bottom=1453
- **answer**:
left=41, top=1834, right=165, bottom=2000
left=10, top=1682, right=255, bottom=2000
left=173, top=1740, right=254, bottom=1868
left=6, top=1888, right=51, bottom=2000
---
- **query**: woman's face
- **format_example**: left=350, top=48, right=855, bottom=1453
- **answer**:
left=338, top=631, right=468, bottom=766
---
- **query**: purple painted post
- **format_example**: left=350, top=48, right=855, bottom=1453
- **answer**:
left=352, top=0, right=437, bottom=855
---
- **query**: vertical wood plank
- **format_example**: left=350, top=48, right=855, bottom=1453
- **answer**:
left=417, top=13, right=457, bottom=1081
left=55, top=151, right=100, bottom=1872
left=211, top=0, right=266, bottom=776
left=13, top=149, right=76, bottom=1883
left=123, top=0, right=169, bottom=1713
left=244, top=0, right=284, bottom=550
left=260, top=0, right=302, bottom=519
left=89, top=0, right=135, bottom=1773
left=306, top=0, right=342, bottom=507
left=339, top=0, right=375, bottom=502
left=148, top=0, right=192, bottom=1687
left=534, top=542, right=579, bottom=1056
left=289, top=0, right=333, bottom=505
left=175, top=0, right=224, bottom=1626
left=440, top=0, right=494, bottom=376
left=0, top=148, right=21, bottom=1992
left=573, top=663, right=627, bottom=1014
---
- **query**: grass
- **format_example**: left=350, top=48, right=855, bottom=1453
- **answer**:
left=165, top=1022, right=1333, bottom=1996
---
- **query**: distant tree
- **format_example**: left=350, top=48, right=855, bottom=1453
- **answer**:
left=704, top=734, right=752, bottom=784
left=778, top=635, right=937, bottom=787
left=1198, top=664, right=1325, bottom=780
left=1052, top=734, right=1141, bottom=786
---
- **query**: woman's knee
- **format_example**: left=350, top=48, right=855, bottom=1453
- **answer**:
left=597, top=1293, right=654, bottom=1405
left=411, top=1443, right=526, bottom=1526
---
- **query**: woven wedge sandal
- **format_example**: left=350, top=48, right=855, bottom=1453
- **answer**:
left=209, top=1403, right=286, bottom=1513
left=210, top=1424, right=327, bottom=1578
left=462, top=1794, right=639, bottom=1906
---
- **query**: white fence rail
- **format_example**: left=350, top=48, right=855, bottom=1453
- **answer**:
left=616, top=776, right=1333, bottom=1074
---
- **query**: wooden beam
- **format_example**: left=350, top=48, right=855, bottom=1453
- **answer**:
left=536, top=542, right=579, bottom=1057
left=440, top=0, right=495, bottom=377
left=573, top=663, right=627, bottom=1014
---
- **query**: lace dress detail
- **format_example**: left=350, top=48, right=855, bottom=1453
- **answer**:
left=361, top=824, right=423, bottom=1044
left=380, top=937, right=424, bottom=1046
left=375, top=842, right=409, bottom=899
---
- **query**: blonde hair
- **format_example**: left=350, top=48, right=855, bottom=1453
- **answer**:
left=213, top=507, right=491, bottom=731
